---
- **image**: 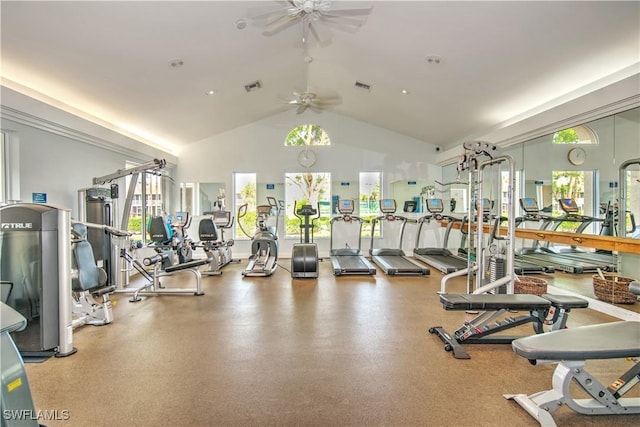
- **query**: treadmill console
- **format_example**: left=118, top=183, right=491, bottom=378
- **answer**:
left=559, top=198, right=579, bottom=213
left=338, top=199, right=355, bottom=215
left=519, top=198, right=539, bottom=214
left=475, top=198, right=492, bottom=214
left=426, top=199, right=444, bottom=214
left=297, top=204, right=318, bottom=216
left=379, top=199, right=397, bottom=214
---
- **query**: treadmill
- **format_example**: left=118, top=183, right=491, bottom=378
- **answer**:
left=369, top=199, right=430, bottom=276
left=542, top=199, right=617, bottom=271
left=516, top=198, right=608, bottom=274
left=413, top=198, right=467, bottom=274
left=329, top=199, right=376, bottom=276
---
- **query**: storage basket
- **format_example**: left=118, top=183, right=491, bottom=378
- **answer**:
left=592, top=274, right=637, bottom=304
left=514, top=277, right=548, bottom=296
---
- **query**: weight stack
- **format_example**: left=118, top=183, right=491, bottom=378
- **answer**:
left=489, top=257, right=507, bottom=294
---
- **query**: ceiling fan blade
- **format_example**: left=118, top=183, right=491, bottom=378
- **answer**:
left=262, top=15, right=300, bottom=36
left=321, top=15, right=369, bottom=31
left=308, top=19, right=334, bottom=45
left=296, top=104, right=308, bottom=114
left=247, top=1, right=293, bottom=19
left=315, top=97, right=342, bottom=106
left=320, top=2, right=373, bottom=16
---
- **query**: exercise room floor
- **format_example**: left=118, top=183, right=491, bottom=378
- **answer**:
left=25, top=261, right=640, bottom=427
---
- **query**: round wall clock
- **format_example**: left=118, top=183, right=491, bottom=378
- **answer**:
left=297, top=148, right=317, bottom=168
left=567, top=147, right=587, bottom=166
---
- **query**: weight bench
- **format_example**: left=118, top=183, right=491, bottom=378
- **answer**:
left=429, top=293, right=588, bottom=359
left=504, top=321, right=640, bottom=426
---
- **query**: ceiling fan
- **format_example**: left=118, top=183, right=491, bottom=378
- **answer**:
left=285, top=90, right=342, bottom=114
left=248, top=0, right=373, bottom=45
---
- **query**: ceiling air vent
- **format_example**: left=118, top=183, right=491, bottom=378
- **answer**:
left=244, top=80, right=262, bottom=92
left=354, top=81, right=372, bottom=91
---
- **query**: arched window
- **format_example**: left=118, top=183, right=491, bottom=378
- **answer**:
left=285, top=124, right=330, bottom=146
left=552, top=124, right=598, bottom=145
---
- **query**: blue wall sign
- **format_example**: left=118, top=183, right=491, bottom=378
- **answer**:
left=32, top=192, right=47, bottom=203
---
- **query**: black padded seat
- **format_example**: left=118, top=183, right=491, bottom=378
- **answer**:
left=91, top=285, right=116, bottom=297
left=439, top=293, right=551, bottom=311
left=163, top=258, right=212, bottom=273
left=540, top=294, right=589, bottom=309
left=512, top=321, right=640, bottom=361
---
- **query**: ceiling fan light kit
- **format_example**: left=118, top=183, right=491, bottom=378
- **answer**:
left=250, top=0, right=373, bottom=45
left=249, top=1, right=372, bottom=115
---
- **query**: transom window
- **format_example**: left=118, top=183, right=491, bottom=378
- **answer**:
left=285, top=124, right=330, bottom=146
left=552, top=125, right=598, bottom=145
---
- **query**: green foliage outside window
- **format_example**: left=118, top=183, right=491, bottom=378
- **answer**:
left=552, top=171, right=584, bottom=232
left=285, top=124, right=330, bottom=146
left=552, top=128, right=580, bottom=144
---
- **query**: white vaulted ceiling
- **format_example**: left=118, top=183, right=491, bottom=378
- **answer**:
left=1, top=1, right=639, bottom=155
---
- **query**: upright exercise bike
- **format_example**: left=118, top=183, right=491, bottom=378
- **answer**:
left=291, top=201, right=321, bottom=279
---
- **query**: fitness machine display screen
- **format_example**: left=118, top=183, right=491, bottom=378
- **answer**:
left=519, top=198, right=539, bottom=213
left=256, top=205, right=272, bottom=215
left=559, top=198, right=579, bottom=213
left=426, top=199, right=444, bottom=214
left=476, top=198, right=491, bottom=213
left=403, top=201, right=417, bottom=213
left=338, top=200, right=354, bottom=214
left=212, top=211, right=231, bottom=227
left=174, top=212, right=189, bottom=226
left=380, top=199, right=396, bottom=213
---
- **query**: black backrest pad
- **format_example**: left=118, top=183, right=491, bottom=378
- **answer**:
left=199, top=219, right=218, bottom=241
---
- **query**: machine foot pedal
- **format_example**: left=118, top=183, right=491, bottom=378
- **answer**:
left=428, top=326, right=470, bottom=359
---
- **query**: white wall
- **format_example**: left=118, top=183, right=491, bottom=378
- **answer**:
left=1, top=87, right=175, bottom=221
left=177, top=111, right=443, bottom=257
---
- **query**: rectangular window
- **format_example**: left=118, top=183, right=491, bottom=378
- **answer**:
left=0, top=132, right=5, bottom=203
left=359, top=172, right=381, bottom=237
left=500, top=170, right=521, bottom=218
left=234, top=173, right=257, bottom=240
left=285, top=172, right=331, bottom=238
left=551, top=170, right=595, bottom=233
left=624, top=169, right=640, bottom=236
left=125, top=161, right=164, bottom=242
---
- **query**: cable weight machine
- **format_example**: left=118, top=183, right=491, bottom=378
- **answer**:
left=439, top=141, right=517, bottom=295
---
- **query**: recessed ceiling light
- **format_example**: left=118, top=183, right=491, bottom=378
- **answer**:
left=168, top=58, right=184, bottom=68
left=401, top=89, right=409, bottom=95
left=236, top=19, right=247, bottom=30
left=206, top=90, right=215, bottom=96
left=424, top=55, right=442, bottom=65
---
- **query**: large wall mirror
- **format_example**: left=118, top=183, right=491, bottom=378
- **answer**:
left=514, top=107, right=639, bottom=305
left=441, top=107, right=639, bottom=309
left=180, top=182, right=227, bottom=215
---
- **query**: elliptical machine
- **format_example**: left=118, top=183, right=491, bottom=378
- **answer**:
left=291, top=201, right=321, bottom=279
left=238, top=197, right=279, bottom=277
